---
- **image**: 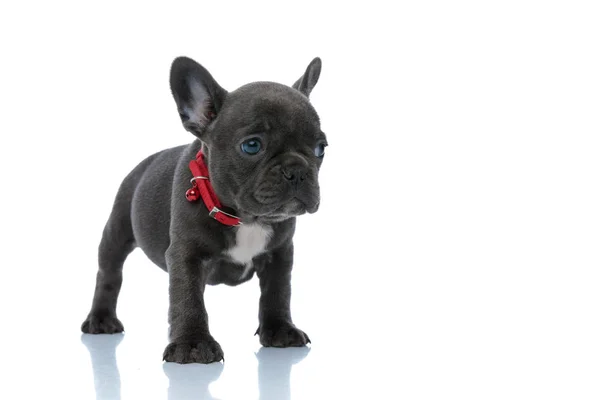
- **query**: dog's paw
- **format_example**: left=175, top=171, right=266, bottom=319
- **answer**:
left=163, top=337, right=224, bottom=364
left=256, top=321, right=311, bottom=348
left=81, top=314, right=124, bottom=334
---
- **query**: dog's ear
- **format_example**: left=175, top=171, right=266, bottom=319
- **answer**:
left=170, top=57, right=228, bottom=137
left=292, top=57, right=321, bottom=97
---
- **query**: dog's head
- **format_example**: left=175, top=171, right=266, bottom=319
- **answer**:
left=170, top=56, right=326, bottom=222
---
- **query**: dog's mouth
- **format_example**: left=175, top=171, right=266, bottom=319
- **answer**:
left=295, top=197, right=320, bottom=214
left=275, top=197, right=309, bottom=215
left=237, top=194, right=319, bottom=222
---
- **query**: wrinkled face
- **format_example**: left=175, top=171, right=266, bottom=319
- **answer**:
left=205, top=83, right=326, bottom=222
left=169, top=56, right=325, bottom=222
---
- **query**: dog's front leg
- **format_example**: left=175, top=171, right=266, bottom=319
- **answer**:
left=162, top=242, right=223, bottom=364
left=255, top=243, right=311, bottom=347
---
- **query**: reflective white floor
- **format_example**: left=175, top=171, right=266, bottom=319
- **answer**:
left=80, top=331, right=312, bottom=400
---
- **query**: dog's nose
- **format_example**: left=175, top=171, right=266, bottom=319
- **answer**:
left=281, top=164, right=307, bottom=186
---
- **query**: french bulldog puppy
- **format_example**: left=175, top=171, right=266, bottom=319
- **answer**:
left=81, top=56, right=327, bottom=364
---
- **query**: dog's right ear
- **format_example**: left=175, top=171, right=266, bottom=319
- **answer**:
left=169, top=57, right=228, bottom=137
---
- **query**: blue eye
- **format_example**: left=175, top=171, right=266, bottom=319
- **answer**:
left=241, top=138, right=262, bottom=155
left=314, top=143, right=326, bottom=157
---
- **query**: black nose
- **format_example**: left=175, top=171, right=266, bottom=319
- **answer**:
left=281, top=164, right=307, bottom=186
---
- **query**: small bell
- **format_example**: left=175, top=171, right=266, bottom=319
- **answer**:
left=186, top=187, right=199, bottom=202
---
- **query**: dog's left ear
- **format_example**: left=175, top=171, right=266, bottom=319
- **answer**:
left=169, top=57, right=228, bottom=137
left=292, top=57, right=321, bottom=98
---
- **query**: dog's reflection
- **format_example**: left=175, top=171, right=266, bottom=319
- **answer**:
left=163, top=361, right=224, bottom=400
left=81, top=333, right=309, bottom=400
left=256, top=347, right=310, bottom=400
left=81, top=333, right=124, bottom=400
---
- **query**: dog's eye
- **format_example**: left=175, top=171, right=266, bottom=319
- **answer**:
left=241, top=138, right=262, bottom=155
left=314, top=143, right=327, bottom=157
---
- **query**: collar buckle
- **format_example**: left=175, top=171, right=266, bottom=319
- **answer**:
left=209, top=206, right=243, bottom=226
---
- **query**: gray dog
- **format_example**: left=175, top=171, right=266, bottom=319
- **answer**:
left=81, top=56, right=327, bottom=364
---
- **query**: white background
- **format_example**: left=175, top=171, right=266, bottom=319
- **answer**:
left=1, top=1, right=599, bottom=399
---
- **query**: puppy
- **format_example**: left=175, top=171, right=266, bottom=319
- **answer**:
left=81, top=56, right=327, bottom=364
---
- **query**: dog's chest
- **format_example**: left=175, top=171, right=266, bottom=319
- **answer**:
left=225, top=224, right=272, bottom=267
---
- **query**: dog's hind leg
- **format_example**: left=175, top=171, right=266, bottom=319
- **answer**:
left=81, top=185, right=136, bottom=334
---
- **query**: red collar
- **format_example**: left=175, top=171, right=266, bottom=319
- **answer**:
left=185, top=151, right=242, bottom=226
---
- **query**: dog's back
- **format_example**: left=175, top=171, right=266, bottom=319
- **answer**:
left=106, top=143, right=191, bottom=271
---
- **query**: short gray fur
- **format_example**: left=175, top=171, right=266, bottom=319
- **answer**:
left=81, top=56, right=326, bottom=364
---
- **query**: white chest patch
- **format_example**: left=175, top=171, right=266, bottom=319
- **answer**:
left=226, top=224, right=272, bottom=271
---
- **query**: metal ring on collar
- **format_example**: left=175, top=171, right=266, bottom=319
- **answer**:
left=190, top=176, right=209, bottom=184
